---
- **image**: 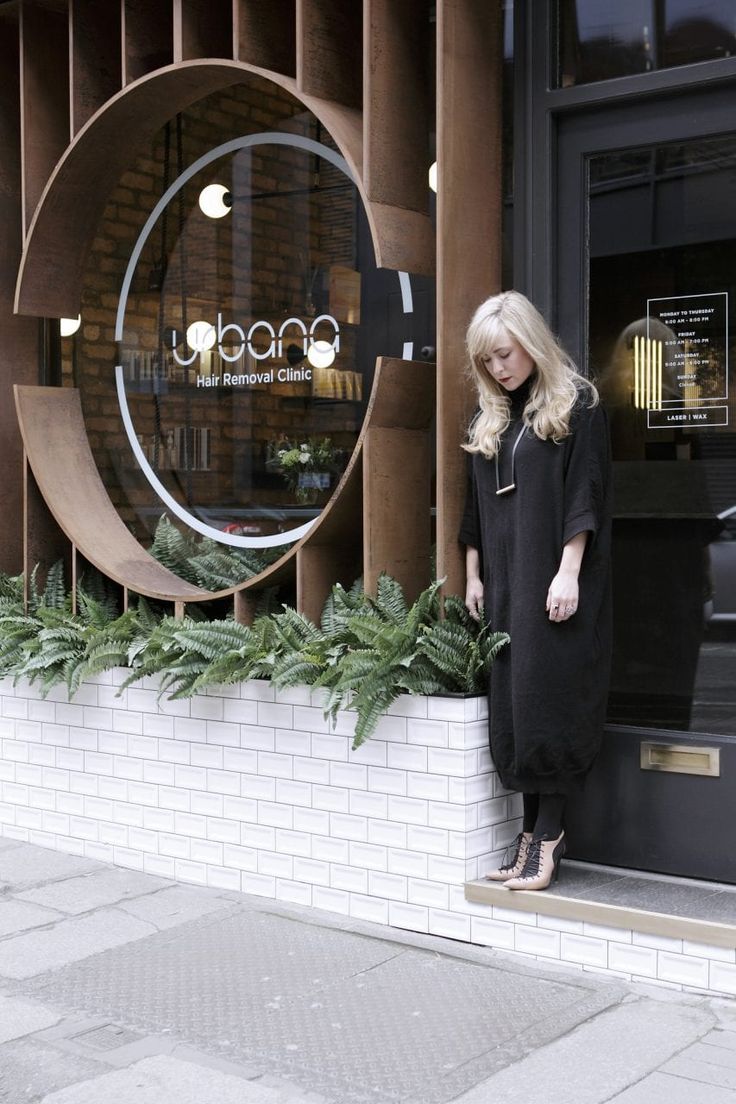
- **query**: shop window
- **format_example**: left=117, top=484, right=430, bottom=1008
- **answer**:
left=558, top=0, right=736, bottom=87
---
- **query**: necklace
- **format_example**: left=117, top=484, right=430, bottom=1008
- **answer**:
left=495, top=425, right=526, bottom=495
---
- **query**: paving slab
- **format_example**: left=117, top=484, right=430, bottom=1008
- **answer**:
left=609, top=1070, right=736, bottom=1102
left=662, top=1052, right=736, bottom=1090
left=0, top=846, right=102, bottom=892
left=37, top=1054, right=320, bottom=1104
left=0, top=993, right=60, bottom=1042
left=16, top=868, right=173, bottom=915
left=117, top=885, right=234, bottom=930
left=0, top=909, right=155, bottom=979
left=450, top=995, right=715, bottom=1104
left=0, top=897, right=64, bottom=936
left=0, top=1036, right=105, bottom=1102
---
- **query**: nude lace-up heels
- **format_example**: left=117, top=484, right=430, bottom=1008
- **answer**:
left=484, top=831, right=533, bottom=882
left=505, top=830, right=565, bottom=891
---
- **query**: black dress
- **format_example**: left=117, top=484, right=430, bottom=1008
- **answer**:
left=459, top=379, right=612, bottom=795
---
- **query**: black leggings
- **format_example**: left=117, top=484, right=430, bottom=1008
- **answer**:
left=522, top=793, right=566, bottom=840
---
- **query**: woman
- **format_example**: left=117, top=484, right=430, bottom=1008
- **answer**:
left=460, top=291, right=612, bottom=891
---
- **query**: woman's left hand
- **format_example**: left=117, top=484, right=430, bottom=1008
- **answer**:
left=546, top=569, right=579, bottom=622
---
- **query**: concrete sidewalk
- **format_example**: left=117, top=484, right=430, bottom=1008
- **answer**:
left=1, top=839, right=736, bottom=1103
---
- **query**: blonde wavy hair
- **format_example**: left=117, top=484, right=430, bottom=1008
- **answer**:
left=463, top=291, right=598, bottom=458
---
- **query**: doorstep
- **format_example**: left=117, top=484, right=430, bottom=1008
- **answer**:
left=464, top=861, right=736, bottom=996
left=466, top=861, right=736, bottom=948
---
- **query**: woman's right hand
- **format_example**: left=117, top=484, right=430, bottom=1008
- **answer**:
left=465, top=576, right=484, bottom=622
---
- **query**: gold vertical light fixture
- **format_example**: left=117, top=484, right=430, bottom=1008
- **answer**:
left=633, top=334, right=662, bottom=410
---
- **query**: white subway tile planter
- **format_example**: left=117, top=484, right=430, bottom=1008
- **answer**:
left=1, top=672, right=735, bottom=999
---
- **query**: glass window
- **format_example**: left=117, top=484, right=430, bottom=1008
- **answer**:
left=587, top=134, right=736, bottom=736
left=558, top=1, right=736, bottom=87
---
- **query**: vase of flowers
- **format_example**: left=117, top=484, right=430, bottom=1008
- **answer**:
left=266, top=437, right=345, bottom=504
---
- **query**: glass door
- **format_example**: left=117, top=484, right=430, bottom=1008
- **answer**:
left=555, top=88, right=736, bottom=880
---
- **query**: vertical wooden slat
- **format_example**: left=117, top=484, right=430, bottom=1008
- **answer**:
left=1, top=18, right=43, bottom=575
left=235, top=0, right=296, bottom=75
left=23, top=458, right=70, bottom=611
left=362, top=357, right=435, bottom=603
left=174, top=0, right=234, bottom=61
left=70, top=0, right=122, bottom=134
left=364, top=0, right=429, bottom=212
left=297, top=0, right=362, bottom=107
left=436, top=0, right=503, bottom=598
left=122, top=0, right=174, bottom=84
left=234, top=589, right=257, bottom=625
left=297, top=545, right=347, bottom=626
left=19, top=0, right=70, bottom=231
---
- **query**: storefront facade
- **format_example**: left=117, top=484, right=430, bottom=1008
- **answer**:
left=0, top=0, right=735, bottom=894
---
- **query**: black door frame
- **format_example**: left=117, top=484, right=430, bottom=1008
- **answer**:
left=515, top=3, right=736, bottom=880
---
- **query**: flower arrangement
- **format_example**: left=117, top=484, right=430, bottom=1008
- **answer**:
left=266, top=436, right=346, bottom=503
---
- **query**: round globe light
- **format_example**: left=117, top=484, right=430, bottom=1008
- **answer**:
left=428, top=161, right=438, bottom=193
left=186, top=320, right=216, bottom=352
left=59, top=315, right=81, bottom=337
left=307, top=339, right=336, bottom=368
left=198, top=183, right=231, bottom=218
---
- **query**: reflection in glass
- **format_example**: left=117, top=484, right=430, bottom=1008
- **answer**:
left=588, top=134, right=736, bottom=737
left=558, top=0, right=736, bottom=87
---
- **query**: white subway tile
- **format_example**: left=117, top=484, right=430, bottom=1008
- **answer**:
left=275, top=828, right=311, bottom=857
left=493, top=819, right=523, bottom=851
left=159, top=696, right=190, bottom=719
left=294, top=808, right=330, bottom=835
left=101, top=822, right=130, bottom=848
left=682, top=940, right=735, bottom=963
left=42, top=767, right=71, bottom=790
left=207, top=866, right=242, bottom=892
left=190, top=791, right=224, bottom=818
left=241, top=679, right=275, bottom=702
left=143, top=807, right=175, bottom=832
left=257, top=702, right=294, bottom=729
left=126, top=688, right=161, bottom=713
left=98, top=731, right=127, bottom=756
left=158, top=786, right=190, bottom=812
left=112, top=710, right=143, bottom=735
left=427, top=802, right=473, bottom=832
left=477, top=797, right=510, bottom=827
left=258, top=752, right=293, bottom=779
left=223, top=843, right=258, bottom=871
left=609, top=942, right=657, bottom=977
left=85, top=841, right=115, bottom=864
left=223, top=698, right=259, bottom=724
left=258, top=801, right=294, bottom=829
left=56, top=703, right=85, bottom=726
left=143, top=761, right=175, bottom=786
left=223, top=795, right=257, bottom=822
left=560, top=932, right=608, bottom=967
left=406, top=772, right=449, bottom=802
left=386, top=695, right=428, bottom=719
left=56, top=748, right=85, bottom=773
left=407, top=878, right=449, bottom=909
left=407, top=825, right=449, bottom=855
left=294, top=705, right=332, bottom=733
left=632, top=932, right=683, bottom=953
left=274, top=729, right=311, bottom=756
left=174, top=812, right=208, bottom=838
left=427, top=697, right=477, bottom=723
left=275, top=779, right=311, bottom=807
left=293, top=756, right=330, bottom=784
left=427, top=855, right=467, bottom=884
left=276, top=879, right=312, bottom=906
left=367, top=819, right=407, bottom=849
left=274, top=685, right=313, bottom=707
left=190, top=696, right=224, bottom=722
left=158, top=740, right=189, bottom=765
left=312, top=836, right=350, bottom=864
left=313, top=885, right=350, bottom=915
left=387, top=745, right=428, bottom=773
left=258, top=850, right=294, bottom=879
left=224, top=748, right=259, bottom=774
left=84, top=752, right=113, bottom=776
left=175, top=765, right=208, bottom=790
left=128, top=734, right=158, bottom=759
left=128, top=827, right=158, bottom=854
left=114, top=801, right=144, bottom=827
left=241, top=774, right=275, bottom=801
left=29, top=745, right=55, bottom=767
left=113, top=756, right=144, bottom=781
left=448, top=721, right=487, bottom=750
left=367, top=767, right=406, bottom=796
left=349, top=790, right=388, bottom=819
left=41, top=811, right=69, bottom=834
left=429, top=909, right=470, bottom=941
left=144, top=854, right=176, bottom=879
left=330, top=762, right=367, bottom=790
left=16, top=720, right=42, bottom=742
left=242, top=823, right=275, bottom=850
left=427, top=748, right=476, bottom=777
left=206, top=818, right=241, bottom=844
left=370, top=715, right=407, bottom=743
left=515, top=924, right=561, bottom=958
left=174, top=858, right=207, bottom=885
left=27, top=786, right=54, bottom=810
left=348, top=740, right=387, bottom=767
left=172, top=718, right=205, bottom=742
left=329, top=812, right=368, bottom=841
left=349, top=893, right=389, bottom=925
left=331, top=864, right=368, bottom=893
left=389, top=901, right=429, bottom=932
left=206, top=769, right=240, bottom=796
left=58, top=793, right=85, bottom=817
left=658, top=951, right=709, bottom=988
left=407, top=719, right=449, bottom=747
left=313, top=785, right=349, bottom=813
left=205, top=721, right=240, bottom=747
left=349, top=841, right=387, bottom=870
left=293, top=857, right=330, bottom=886
left=368, top=870, right=407, bottom=901
left=471, top=916, right=515, bottom=949
left=43, top=724, right=69, bottom=747
left=28, top=699, right=56, bottom=723
left=189, top=743, right=223, bottom=770
left=583, top=922, right=632, bottom=942
left=311, top=733, right=349, bottom=761
left=2, top=781, right=28, bottom=805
